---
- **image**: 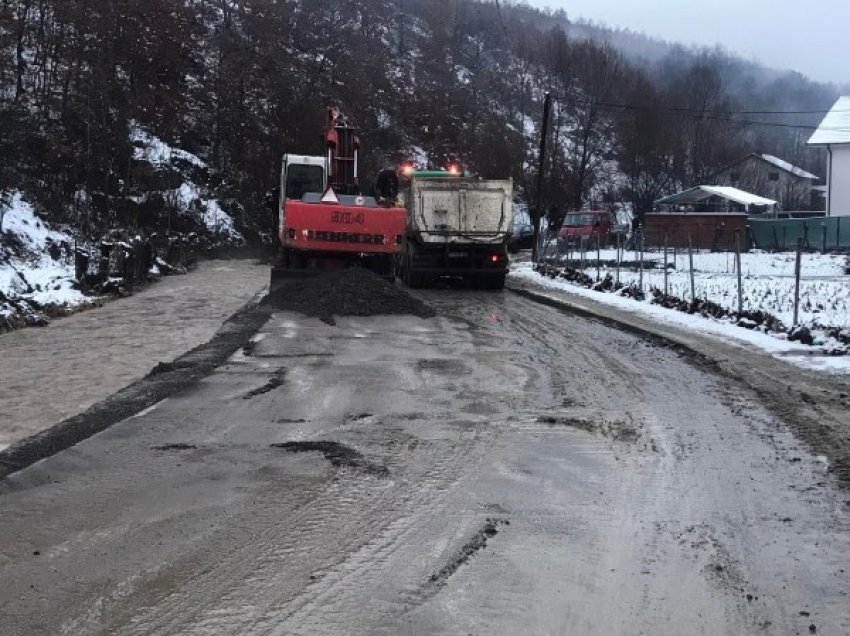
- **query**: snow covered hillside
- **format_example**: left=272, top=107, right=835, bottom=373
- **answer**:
left=1, top=192, right=89, bottom=329
left=130, top=126, right=242, bottom=241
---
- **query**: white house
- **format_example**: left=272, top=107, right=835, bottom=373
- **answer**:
left=808, top=96, right=850, bottom=216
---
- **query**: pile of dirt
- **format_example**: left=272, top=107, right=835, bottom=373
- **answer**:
left=266, top=267, right=436, bottom=325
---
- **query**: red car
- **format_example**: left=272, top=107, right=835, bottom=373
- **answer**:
left=558, top=210, right=612, bottom=249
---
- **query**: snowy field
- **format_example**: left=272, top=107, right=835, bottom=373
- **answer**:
left=540, top=248, right=850, bottom=330
left=511, top=254, right=850, bottom=374
left=1, top=192, right=89, bottom=326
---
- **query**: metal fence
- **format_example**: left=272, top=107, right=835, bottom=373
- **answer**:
left=750, top=217, right=850, bottom=251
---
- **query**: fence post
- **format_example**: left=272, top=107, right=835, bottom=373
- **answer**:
left=663, top=232, right=669, bottom=296
left=822, top=222, right=828, bottom=254
left=837, top=217, right=842, bottom=249
left=735, top=229, right=743, bottom=317
left=615, top=232, right=621, bottom=285
left=639, top=226, right=644, bottom=291
left=688, top=233, right=696, bottom=302
left=793, top=237, right=802, bottom=326
left=596, top=232, right=601, bottom=282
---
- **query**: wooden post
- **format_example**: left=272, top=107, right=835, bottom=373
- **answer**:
left=822, top=222, right=828, bottom=254
left=639, top=226, right=644, bottom=291
left=663, top=233, right=669, bottom=296
left=735, top=229, right=743, bottom=316
left=793, top=237, right=802, bottom=326
left=615, top=232, right=621, bottom=285
left=596, top=232, right=601, bottom=282
left=688, top=233, right=696, bottom=302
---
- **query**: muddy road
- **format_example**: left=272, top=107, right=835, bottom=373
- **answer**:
left=1, top=288, right=849, bottom=635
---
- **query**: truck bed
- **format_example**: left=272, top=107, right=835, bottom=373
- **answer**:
left=407, top=178, right=512, bottom=244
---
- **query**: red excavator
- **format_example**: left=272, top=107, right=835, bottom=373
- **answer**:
left=271, top=107, right=407, bottom=289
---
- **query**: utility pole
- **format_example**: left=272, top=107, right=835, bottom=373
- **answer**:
left=532, top=92, right=552, bottom=263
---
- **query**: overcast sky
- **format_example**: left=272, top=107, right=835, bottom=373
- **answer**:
left=527, top=0, right=849, bottom=85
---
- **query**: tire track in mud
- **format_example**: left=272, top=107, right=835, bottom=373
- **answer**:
left=116, top=425, right=487, bottom=636
left=42, top=289, right=850, bottom=636
left=257, top=431, right=493, bottom=636
left=510, top=282, right=850, bottom=492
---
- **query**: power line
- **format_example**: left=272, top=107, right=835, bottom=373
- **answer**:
left=551, top=94, right=849, bottom=131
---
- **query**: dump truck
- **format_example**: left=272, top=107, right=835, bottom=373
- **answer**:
left=397, top=171, right=513, bottom=289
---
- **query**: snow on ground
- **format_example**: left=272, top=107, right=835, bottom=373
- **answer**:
left=543, top=248, right=850, bottom=329
left=130, top=125, right=206, bottom=169
left=511, top=260, right=850, bottom=375
left=131, top=125, right=242, bottom=241
left=1, top=191, right=88, bottom=322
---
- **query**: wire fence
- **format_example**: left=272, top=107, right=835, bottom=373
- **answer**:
left=537, top=232, right=850, bottom=341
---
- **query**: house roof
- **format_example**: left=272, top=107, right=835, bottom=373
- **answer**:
left=713, top=153, right=818, bottom=180
left=759, top=154, right=818, bottom=180
left=655, top=185, right=777, bottom=208
left=808, top=96, right=850, bottom=145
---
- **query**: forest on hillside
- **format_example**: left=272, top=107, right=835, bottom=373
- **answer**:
left=0, top=0, right=840, bottom=241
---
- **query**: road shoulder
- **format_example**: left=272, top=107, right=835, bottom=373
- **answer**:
left=508, top=277, right=850, bottom=490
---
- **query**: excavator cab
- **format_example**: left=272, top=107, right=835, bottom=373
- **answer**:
left=284, top=162, right=325, bottom=200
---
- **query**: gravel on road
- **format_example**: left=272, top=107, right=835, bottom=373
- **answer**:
left=267, top=267, right=435, bottom=325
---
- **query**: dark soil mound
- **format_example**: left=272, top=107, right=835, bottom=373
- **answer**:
left=267, top=267, right=436, bottom=325
left=271, top=440, right=387, bottom=475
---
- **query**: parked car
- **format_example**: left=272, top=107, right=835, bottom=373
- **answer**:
left=557, top=211, right=612, bottom=250
left=508, top=223, right=534, bottom=253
